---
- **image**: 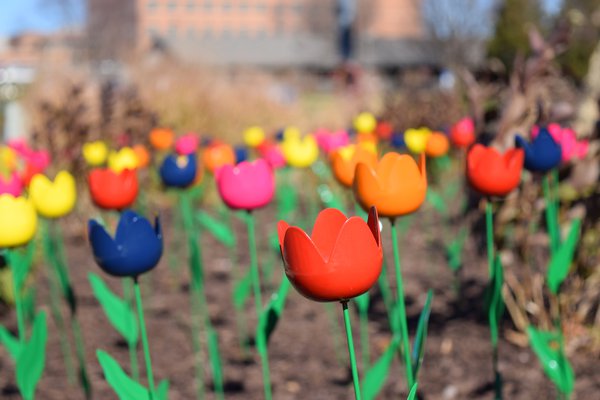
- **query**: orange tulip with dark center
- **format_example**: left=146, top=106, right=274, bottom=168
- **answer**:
left=425, top=132, right=450, bottom=157
left=330, top=145, right=378, bottom=188
left=278, top=207, right=382, bottom=302
left=354, top=152, right=427, bottom=219
left=149, top=128, right=174, bottom=150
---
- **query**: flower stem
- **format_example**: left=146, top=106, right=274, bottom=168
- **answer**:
left=246, top=211, right=273, bottom=400
left=8, top=251, right=25, bottom=343
left=543, top=174, right=560, bottom=254
left=133, top=278, right=156, bottom=398
left=390, top=220, right=415, bottom=390
left=342, top=301, right=362, bottom=400
left=122, top=280, right=139, bottom=382
left=485, top=200, right=494, bottom=277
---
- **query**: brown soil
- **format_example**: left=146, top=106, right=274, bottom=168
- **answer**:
left=1, top=206, right=598, bottom=400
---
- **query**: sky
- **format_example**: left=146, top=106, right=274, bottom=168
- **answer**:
left=0, top=0, right=564, bottom=37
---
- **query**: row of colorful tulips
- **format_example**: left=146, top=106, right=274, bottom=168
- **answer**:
left=0, top=112, right=588, bottom=400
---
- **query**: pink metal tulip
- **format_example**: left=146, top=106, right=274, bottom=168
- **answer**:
left=0, top=173, right=23, bottom=196
left=175, top=133, right=200, bottom=155
left=258, top=142, right=286, bottom=169
left=216, top=159, right=275, bottom=210
left=315, top=129, right=350, bottom=154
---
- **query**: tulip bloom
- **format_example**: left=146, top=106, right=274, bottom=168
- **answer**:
left=0, top=173, right=23, bottom=196
left=0, top=146, right=17, bottom=171
left=0, top=194, right=37, bottom=247
left=375, top=121, right=393, bottom=140
left=353, top=112, right=377, bottom=134
left=450, top=117, right=476, bottom=148
left=315, top=129, right=350, bottom=154
left=159, top=154, right=197, bottom=188
left=89, top=210, right=163, bottom=278
left=108, top=147, right=138, bottom=173
left=467, top=144, right=524, bottom=197
left=82, top=141, right=109, bottom=166
left=202, top=142, right=236, bottom=173
left=243, top=126, right=266, bottom=148
left=234, top=145, right=249, bottom=163
left=404, top=127, right=432, bottom=154
left=149, top=128, right=175, bottom=150
left=354, top=152, right=427, bottom=218
left=133, top=144, right=150, bottom=169
left=216, top=159, right=275, bottom=210
left=532, top=124, right=589, bottom=163
left=175, top=133, right=199, bottom=155
left=258, top=141, right=286, bottom=169
left=88, top=168, right=138, bottom=210
left=29, top=171, right=77, bottom=218
left=425, top=132, right=450, bottom=158
left=20, top=150, right=51, bottom=186
left=515, top=128, right=561, bottom=172
left=281, top=134, right=319, bottom=168
left=330, top=144, right=377, bottom=188
left=278, top=207, right=382, bottom=302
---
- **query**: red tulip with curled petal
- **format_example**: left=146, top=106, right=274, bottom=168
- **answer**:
left=277, top=207, right=382, bottom=302
left=88, top=168, right=139, bottom=210
left=467, top=144, right=524, bottom=197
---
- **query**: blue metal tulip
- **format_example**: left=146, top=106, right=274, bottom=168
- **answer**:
left=391, top=132, right=406, bottom=149
left=234, top=145, right=249, bottom=163
left=515, top=128, right=562, bottom=173
left=159, top=153, right=197, bottom=188
left=88, top=210, right=163, bottom=277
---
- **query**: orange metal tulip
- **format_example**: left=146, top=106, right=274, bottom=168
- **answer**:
left=425, top=132, right=450, bottom=158
left=149, top=128, right=174, bottom=150
left=202, top=142, right=235, bottom=173
left=354, top=152, right=427, bottom=219
left=330, top=144, right=377, bottom=188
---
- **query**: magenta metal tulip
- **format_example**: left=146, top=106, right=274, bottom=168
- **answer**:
left=215, top=159, right=275, bottom=211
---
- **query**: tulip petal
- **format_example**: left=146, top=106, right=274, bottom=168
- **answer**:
left=311, top=208, right=348, bottom=261
left=277, top=220, right=290, bottom=249
left=89, top=220, right=120, bottom=268
left=366, top=206, right=381, bottom=247
left=282, top=226, right=327, bottom=276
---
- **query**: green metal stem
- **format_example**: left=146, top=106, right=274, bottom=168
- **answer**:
left=390, top=220, right=415, bottom=390
left=133, top=278, right=156, bottom=398
left=342, top=301, right=362, bottom=400
left=71, top=318, right=92, bottom=399
left=543, top=174, right=560, bottom=254
left=246, top=211, right=273, bottom=400
left=324, top=303, right=347, bottom=367
left=9, top=253, right=25, bottom=343
left=485, top=200, right=494, bottom=277
left=122, top=280, right=139, bottom=382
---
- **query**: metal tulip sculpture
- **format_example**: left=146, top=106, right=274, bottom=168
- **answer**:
left=0, top=194, right=48, bottom=400
left=88, top=210, right=169, bottom=400
left=466, top=143, right=524, bottom=400
left=278, top=207, right=383, bottom=400
left=216, top=158, right=275, bottom=400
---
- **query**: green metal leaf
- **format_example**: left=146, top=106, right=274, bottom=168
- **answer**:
left=206, top=325, right=224, bottom=394
left=547, top=218, right=581, bottom=294
left=426, top=190, right=447, bottom=214
left=268, top=231, right=280, bottom=252
left=446, top=227, right=468, bottom=272
left=317, top=184, right=346, bottom=212
left=257, top=276, right=291, bottom=344
left=22, top=286, right=36, bottom=326
left=361, top=336, right=400, bottom=400
left=97, top=350, right=150, bottom=400
left=412, top=289, right=433, bottom=378
left=486, top=255, right=505, bottom=347
left=353, top=292, right=370, bottom=314
left=233, top=269, right=253, bottom=310
left=155, top=380, right=170, bottom=400
left=407, top=383, right=418, bottom=400
left=7, top=242, right=36, bottom=292
left=276, top=182, right=298, bottom=219
left=89, top=273, right=139, bottom=344
left=526, top=326, right=575, bottom=395
left=196, top=211, right=236, bottom=249
left=16, top=311, right=47, bottom=400
left=0, top=324, right=21, bottom=361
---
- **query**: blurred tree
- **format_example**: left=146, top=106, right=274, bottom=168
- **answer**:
left=487, top=0, right=544, bottom=71
left=556, top=0, right=600, bottom=81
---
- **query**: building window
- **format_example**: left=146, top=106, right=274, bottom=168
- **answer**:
left=203, top=0, right=212, bottom=11
left=168, top=0, right=177, bottom=11
left=222, top=1, right=231, bottom=12
left=187, top=0, right=195, bottom=11
left=239, top=2, right=248, bottom=13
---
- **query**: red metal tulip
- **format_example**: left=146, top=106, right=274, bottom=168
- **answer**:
left=88, top=168, right=139, bottom=210
left=467, top=144, right=524, bottom=197
left=278, top=207, right=382, bottom=302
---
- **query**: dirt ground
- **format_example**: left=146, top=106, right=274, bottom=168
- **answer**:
left=1, top=203, right=599, bottom=400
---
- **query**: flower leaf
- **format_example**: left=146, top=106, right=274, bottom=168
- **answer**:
left=486, top=255, right=505, bottom=346
left=16, top=311, right=47, bottom=400
left=412, top=289, right=433, bottom=379
left=257, top=276, right=291, bottom=345
left=97, top=350, right=150, bottom=400
left=196, top=211, right=235, bottom=249
left=361, top=336, right=400, bottom=400
left=353, top=291, right=370, bottom=313
left=446, top=227, right=468, bottom=272
left=155, top=379, right=170, bottom=400
left=206, top=325, right=224, bottom=394
left=547, top=218, right=581, bottom=294
left=407, top=383, right=418, bottom=400
left=426, top=189, right=447, bottom=214
left=527, top=326, right=574, bottom=395
left=233, top=269, right=253, bottom=310
left=88, top=273, right=139, bottom=345
left=0, top=324, right=21, bottom=361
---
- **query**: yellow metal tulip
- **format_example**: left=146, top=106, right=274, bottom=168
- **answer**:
left=108, top=147, right=138, bottom=173
left=0, top=146, right=17, bottom=171
left=404, top=127, right=432, bottom=154
left=29, top=171, right=77, bottom=218
left=243, top=126, right=266, bottom=148
left=0, top=194, right=37, bottom=247
left=353, top=112, right=377, bottom=134
left=82, top=141, right=108, bottom=166
left=281, top=134, right=319, bottom=168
